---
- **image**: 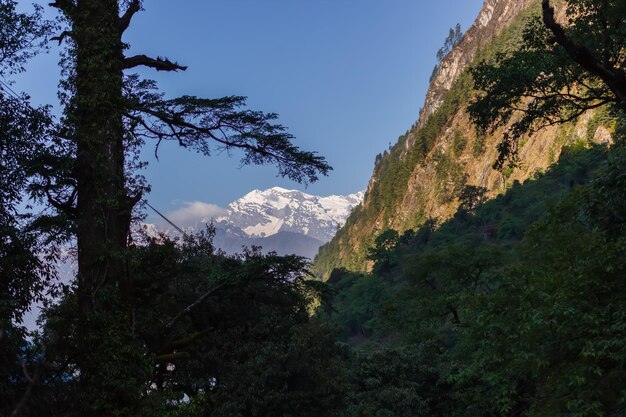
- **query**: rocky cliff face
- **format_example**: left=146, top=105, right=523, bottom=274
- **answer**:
left=416, top=0, right=534, bottom=132
left=312, top=0, right=613, bottom=278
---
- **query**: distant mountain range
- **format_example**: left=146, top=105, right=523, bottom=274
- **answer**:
left=146, top=187, right=364, bottom=259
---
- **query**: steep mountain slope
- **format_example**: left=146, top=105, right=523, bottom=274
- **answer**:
left=417, top=0, right=534, bottom=128
left=313, top=0, right=613, bottom=278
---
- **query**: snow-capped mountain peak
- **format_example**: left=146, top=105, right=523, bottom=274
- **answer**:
left=216, top=188, right=364, bottom=242
left=145, top=187, right=364, bottom=259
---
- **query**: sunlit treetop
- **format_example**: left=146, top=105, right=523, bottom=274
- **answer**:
left=469, top=0, right=626, bottom=169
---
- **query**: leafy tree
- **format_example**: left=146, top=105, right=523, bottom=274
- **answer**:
left=29, top=1, right=332, bottom=414
left=43, top=0, right=331, bottom=297
left=458, top=151, right=626, bottom=417
left=327, top=269, right=392, bottom=342
left=40, top=229, right=348, bottom=416
left=367, top=229, right=400, bottom=275
left=436, top=23, right=463, bottom=62
left=384, top=243, right=505, bottom=347
left=0, top=0, right=53, bottom=320
left=0, top=96, right=54, bottom=417
left=452, top=129, right=467, bottom=156
left=342, top=344, right=451, bottom=417
left=430, top=23, right=463, bottom=82
left=135, top=233, right=347, bottom=417
left=457, top=184, right=487, bottom=213
left=469, top=0, right=626, bottom=168
left=327, top=143, right=622, bottom=416
left=0, top=2, right=55, bottom=416
left=0, top=0, right=50, bottom=78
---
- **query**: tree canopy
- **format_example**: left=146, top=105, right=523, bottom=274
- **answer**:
left=3, top=1, right=335, bottom=415
left=469, top=0, right=626, bottom=168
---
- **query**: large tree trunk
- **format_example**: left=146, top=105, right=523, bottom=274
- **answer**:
left=73, top=0, right=129, bottom=312
left=71, top=1, right=139, bottom=414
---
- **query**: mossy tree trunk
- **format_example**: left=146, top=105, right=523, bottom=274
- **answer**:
left=52, top=2, right=146, bottom=414
left=73, top=0, right=132, bottom=313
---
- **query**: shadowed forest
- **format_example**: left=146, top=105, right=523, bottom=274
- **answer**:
left=2, top=0, right=625, bottom=416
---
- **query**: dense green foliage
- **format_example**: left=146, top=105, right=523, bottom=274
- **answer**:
left=11, top=230, right=348, bottom=416
left=325, top=142, right=626, bottom=416
left=321, top=1, right=626, bottom=414
left=2, top=0, right=334, bottom=415
left=3, top=0, right=338, bottom=415
left=0, top=93, right=55, bottom=417
left=342, top=344, right=451, bottom=417
left=0, top=3, right=57, bottom=416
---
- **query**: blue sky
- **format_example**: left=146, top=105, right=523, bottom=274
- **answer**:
left=16, top=0, right=483, bottom=219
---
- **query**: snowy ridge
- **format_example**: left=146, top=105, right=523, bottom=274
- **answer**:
left=216, top=187, right=364, bottom=243
left=143, top=187, right=364, bottom=259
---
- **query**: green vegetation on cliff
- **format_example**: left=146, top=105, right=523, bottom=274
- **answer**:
left=313, top=3, right=541, bottom=279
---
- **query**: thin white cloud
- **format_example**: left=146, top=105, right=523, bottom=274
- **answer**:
left=164, top=201, right=227, bottom=229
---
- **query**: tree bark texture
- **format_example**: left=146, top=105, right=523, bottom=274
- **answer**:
left=73, top=0, right=131, bottom=312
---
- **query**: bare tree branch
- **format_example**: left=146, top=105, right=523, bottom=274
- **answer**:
left=166, top=282, right=226, bottom=329
left=119, top=0, right=141, bottom=33
left=122, top=55, right=187, bottom=72
left=153, top=329, right=212, bottom=365
left=51, top=31, right=73, bottom=46
left=542, top=0, right=626, bottom=108
left=48, top=0, right=75, bottom=17
left=154, top=352, right=190, bottom=364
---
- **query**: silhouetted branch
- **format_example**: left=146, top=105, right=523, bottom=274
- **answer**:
left=122, top=55, right=187, bottom=72
left=122, top=86, right=331, bottom=183
left=542, top=0, right=626, bottom=107
left=138, top=106, right=289, bottom=161
left=119, top=0, right=141, bottom=32
left=45, top=182, right=78, bottom=219
left=154, top=352, right=190, bottom=364
left=166, top=283, right=226, bottom=329
left=48, top=0, right=75, bottom=17
left=51, top=31, right=73, bottom=46
left=127, top=191, right=143, bottom=211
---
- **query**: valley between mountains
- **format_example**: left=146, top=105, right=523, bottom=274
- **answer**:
left=4, top=0, right=626, bottom=415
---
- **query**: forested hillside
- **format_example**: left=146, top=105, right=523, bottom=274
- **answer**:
left=313, top=0, right=613, bottom=278
left=324, top=143, right=626, bottom=415
left=314, top=0, right=626, bottom=415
